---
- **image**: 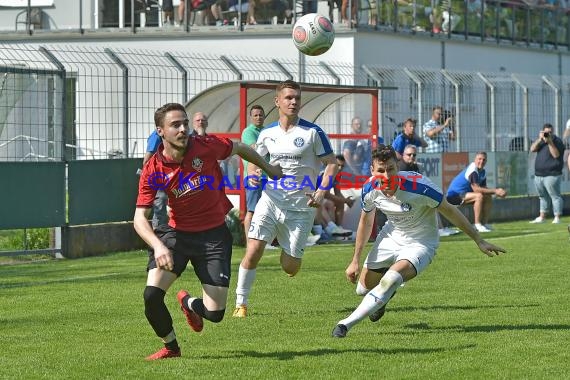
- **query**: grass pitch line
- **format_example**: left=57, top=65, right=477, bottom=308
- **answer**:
left=490, top=231, right=554, bottom=241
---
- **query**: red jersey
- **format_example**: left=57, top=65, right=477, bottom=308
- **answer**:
left=137, top=135, right=233, bottom=232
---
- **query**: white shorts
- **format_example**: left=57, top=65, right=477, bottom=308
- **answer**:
left=364, top=231, right=436, bottom=275
left=248, top=193, right=316, bottom=258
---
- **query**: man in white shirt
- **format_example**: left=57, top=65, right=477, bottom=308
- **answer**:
left=233, top=80, right=338, bottom=318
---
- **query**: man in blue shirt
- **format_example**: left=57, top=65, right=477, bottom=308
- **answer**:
left=392, top=118, right=427, bottom=160
left=143, top=130, right=168, bottom=229
left=446, top=152, right=507, bottom=233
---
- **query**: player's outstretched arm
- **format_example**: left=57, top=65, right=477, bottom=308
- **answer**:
left=232, top=142, right=283, bottom=179
left=438, top=199, right=506, bottom=257
left=346, top=210, right=376, bottom=283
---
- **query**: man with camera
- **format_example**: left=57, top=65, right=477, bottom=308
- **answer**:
left=529, top=123, right=565, bottom=224
left=423, top=106, right=456, bottom=153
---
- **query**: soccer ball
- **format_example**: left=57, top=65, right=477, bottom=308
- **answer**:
left=292, top=13, right=335, bottom=56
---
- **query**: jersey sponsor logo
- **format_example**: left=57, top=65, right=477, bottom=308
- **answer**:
left=293, top=137, right=305, bottom=147
left=192, top=157, right=204, bottom=172
left=270, top=153, right=302, bottom=160
left=401, top=202, right=412, bottom=212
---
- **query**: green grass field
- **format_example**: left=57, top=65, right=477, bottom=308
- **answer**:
left=1, top=219, right=569, bottom=379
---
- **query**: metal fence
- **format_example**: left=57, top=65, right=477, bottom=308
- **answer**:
left=1, top=44, right=570, bottom=163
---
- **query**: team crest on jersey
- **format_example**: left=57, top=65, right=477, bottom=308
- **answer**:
left=293, top=137, right=305, bottom=147
left=401, top=202, right=412, bottom=212
left=192, top=157, right=204, bottom=172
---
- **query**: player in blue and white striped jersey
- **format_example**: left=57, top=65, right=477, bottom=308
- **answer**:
left=332, top=145, right=506, bottom=338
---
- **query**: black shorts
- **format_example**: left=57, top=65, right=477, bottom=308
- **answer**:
left=147, top=223, right=233, bottom=287
left=446, top=194, right=464, bottom=206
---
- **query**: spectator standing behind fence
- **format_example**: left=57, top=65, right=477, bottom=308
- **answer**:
left=529, top=123, right=565, bottom=224
left=360, top=119, right=383, bottom=177
left=423, top=106, right=455, bottom=153
left=191, top=112, right=208, bottom=136
left=135, top=103, right=283, bottom=360
left=142, top=130, right=169, bottom=229
left=241, top=105, right=266, bottom=241
left=392, top=118, right=427, bottom=160
left=446, top=152, right=507, bottom=233
left=342, top=117, right=367, bottom=175
left=341, top=0, right=357, bottom=25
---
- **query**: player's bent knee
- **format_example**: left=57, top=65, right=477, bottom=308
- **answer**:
left=379, top=270, right=404, bottom=293
left=203, top=308, right=225, bottom=323
left=143, top=286, right=165, bottom=307
left=356, top=281, right=369, bottom=296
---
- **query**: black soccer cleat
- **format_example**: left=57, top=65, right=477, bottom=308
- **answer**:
left=331, top=324, right=348, bottom=338
left=368, top=305, right=386, bottom=322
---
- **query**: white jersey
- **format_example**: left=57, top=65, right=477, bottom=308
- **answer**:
left=255, top=118, right=333, bottom=210
left=361, top=171, right=443, bottom=248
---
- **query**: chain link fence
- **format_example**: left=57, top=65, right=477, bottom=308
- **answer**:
left=1, top=44, right=570, bottom=162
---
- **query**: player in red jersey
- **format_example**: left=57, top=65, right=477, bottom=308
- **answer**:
left=134, top=103, right=282, bottom=360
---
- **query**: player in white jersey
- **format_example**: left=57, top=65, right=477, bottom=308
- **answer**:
left=332, top=145, right=506, bottom=338
left=233, top=80, right=338, bottom=318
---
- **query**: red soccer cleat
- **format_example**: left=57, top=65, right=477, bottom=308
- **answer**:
left=177, top=290, right=204, bottom=332
left=145, top=347, right=181, bottom=361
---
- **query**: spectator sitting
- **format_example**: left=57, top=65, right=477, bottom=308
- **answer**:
left=247, top=0, right=289, bottom=24
left=211, top=0, right=249, bottom=24
left=397, top=144, right=421, bottom=172
left=313, top=155, right=354, bottom=240
left=446, top=151, right=507, bottom=233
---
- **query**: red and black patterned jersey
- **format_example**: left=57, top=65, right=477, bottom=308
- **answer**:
left=137, top=135, right=233, bottom=232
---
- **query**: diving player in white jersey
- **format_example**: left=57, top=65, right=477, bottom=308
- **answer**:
left=233, top=80, right=339, bottom=318
left=332, top=145, right=506, bottom=337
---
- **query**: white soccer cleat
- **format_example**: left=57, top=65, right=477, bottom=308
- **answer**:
left=474, top=224, right=491, bottom=233
left=325, top=225, right=352, bottom=237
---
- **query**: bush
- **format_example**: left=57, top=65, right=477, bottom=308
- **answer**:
left=6, top=228, right=51, bottom=250
left=225, top=209, right=245, bottom=247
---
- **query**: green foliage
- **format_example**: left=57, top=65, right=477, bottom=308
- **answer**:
left=0, top=219, right=569, bottom=379
left=2, top=228, right=50, bottom=250
left=225, top=208, right=245, bottom=247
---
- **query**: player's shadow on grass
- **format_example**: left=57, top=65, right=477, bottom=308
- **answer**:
left=200, top=344, right=477, bottom=360
left=339, top=303, right=541, bottom=314
left=404, top=323, right=570, bottom=333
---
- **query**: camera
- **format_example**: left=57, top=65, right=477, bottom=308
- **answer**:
left=543, top=132, right=550, bottom=138
left=440, top=110, right=454, bottom=124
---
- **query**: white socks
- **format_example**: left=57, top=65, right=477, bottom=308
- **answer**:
left=356, top=281, right=369, bottom=296
left=338, top=270, right=403, bottom=329
left=235, top=264, right=257, bottom=306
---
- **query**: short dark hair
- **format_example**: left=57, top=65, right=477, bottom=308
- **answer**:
left=371, top=144, right=397, bottom=163
left=250, top=104, right=265, bottom=115
left=335, top=154, right=345, bottom=162
left=276, top=80, right=301, bottom=95
left=154, top=103, right=186, bottom=128
left=543, top=123, right=553, bottom=130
